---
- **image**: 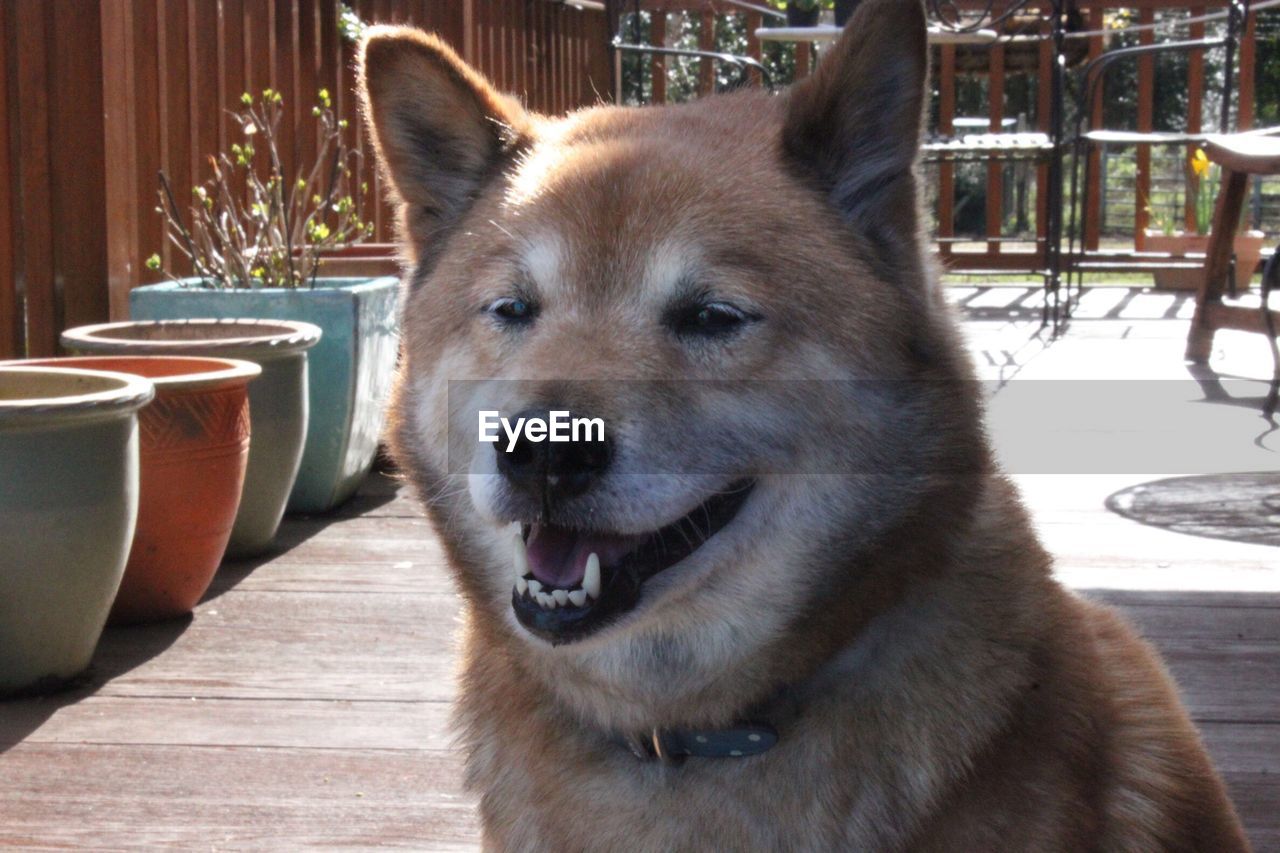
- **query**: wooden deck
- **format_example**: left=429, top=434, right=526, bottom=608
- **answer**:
left=2, top=286, right=1278, bottom=849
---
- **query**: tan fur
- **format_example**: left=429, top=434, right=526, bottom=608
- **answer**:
left=358, top=3, right=1249, bottom=849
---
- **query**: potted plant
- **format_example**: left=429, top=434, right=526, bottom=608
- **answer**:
left=132, top=88, right=400, bottom=513
left=22, top=356, right=261, bottom=624
left=61, top=319, right=321, bottom=557
left=1143, top=147, right=1265, bottom=292
left=0, top=365, right=153, bottom=695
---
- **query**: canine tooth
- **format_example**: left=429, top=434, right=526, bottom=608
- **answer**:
left=553, top=589, right=569, bottom=606
left=528, top=579, right=543, bottom=595
left=515, top=576, right=528, bottom=595
left=568, top=589, right=587, bottom=607
left=513, top=534, right=529, bottom=580
left=584, top=553, right=601, bottom=599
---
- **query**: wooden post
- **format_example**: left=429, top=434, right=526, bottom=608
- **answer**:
left=102, top=0, right=140, bottom=321
left=1239, top=9, right=1256, bottom=131
left=986, top=42, right=1005, bottom=256
left=1085, top=8, right=1104, bottom=252
left=650, top=12, right=666, bottom=103
left=1135, top=7, right=1155, bottom=250
left=699, top=11, right=714, bottom=96
left=1186, top=8, right=1205, bottom=232
left=745, top=12, right=762, bottom=87
left=938, top=43, right=955, bottom=259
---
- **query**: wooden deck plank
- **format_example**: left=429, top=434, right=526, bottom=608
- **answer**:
left=0, top=744, right=479, bottom=850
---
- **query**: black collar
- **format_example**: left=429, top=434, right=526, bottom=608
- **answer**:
left=611, top=687, right=801, bottom=765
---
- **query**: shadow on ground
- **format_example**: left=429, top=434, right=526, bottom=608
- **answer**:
left=0, top=617, right=190, bottom=754
left=1107, top=472, right=1280, bottom=547
left=200, top=470, right=407, bottom=602
left=1, top=471, right=410, bottom=752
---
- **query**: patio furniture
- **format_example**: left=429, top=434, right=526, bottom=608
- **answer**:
left=1184, top=133, right=1280, bottom=365
left=1065, top=0, right=1253, bottom=318
left=926, top=0, right=1074, bottom=331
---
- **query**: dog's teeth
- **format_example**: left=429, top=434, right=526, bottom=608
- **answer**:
left=528, top=579, right=543, bottom=595
left=568, top=589, right=587, bottom=607
left=584, top=553, right=601, bottom=599
left=515, top=576, right=528, bottom=595
left=553, top=589, right=569, bottom=606
left=513, top=533, right=529, bottom=581
left=537, top=592, right=556, bottom=609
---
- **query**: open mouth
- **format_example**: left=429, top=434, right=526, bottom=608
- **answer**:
left=510, top=480, right=755, bottom=644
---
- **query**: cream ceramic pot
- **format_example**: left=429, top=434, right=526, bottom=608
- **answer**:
left=0, top=366, right=154, bottom=695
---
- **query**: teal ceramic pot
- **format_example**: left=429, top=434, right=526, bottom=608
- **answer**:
left=61, top=320, right=322, bottom=557
left=0, top=366, right=154, bottom=695
left=129, top=277, right=399, bottom=513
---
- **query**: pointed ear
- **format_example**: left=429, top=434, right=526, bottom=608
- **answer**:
left=358, top=26, right=531, bottom=254
left=782, top=0, right=928, bottom=269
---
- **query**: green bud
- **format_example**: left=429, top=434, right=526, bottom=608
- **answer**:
left=145, top=253, right=162, bottom=271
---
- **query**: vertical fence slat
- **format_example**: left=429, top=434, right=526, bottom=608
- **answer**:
left=650, top=12, right=666, bottom=103
left=49, top=0, right=108, bottom=332
left=986, top=42, right=1005, bottom=255
left=938, top=42, right=955, bottom=258
left=1135, top=6, right=1155, bottom=248
left=1239, top=7, right=1255, bottom=130
left=11, top=2, right=55, bottom=355
left=1187, top=7, right=1205, bottom=231
left=160, top=0, right=193, bottom=276
left=102, top=0, right=139, bottom=320
left=0, top=4, right=17, bottom=354
left=1084, top=7, right=1104, bottom=251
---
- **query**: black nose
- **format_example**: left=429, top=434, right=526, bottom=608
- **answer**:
left=494, top=408, right=612, bottom=502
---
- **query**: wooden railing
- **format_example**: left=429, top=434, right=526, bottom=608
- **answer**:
left=0, top=0, right=609, bottom=359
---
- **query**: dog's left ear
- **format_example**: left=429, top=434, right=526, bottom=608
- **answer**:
left=782, top=0, right=927, bottom=267
left=358, top=26, right=531, bottom=256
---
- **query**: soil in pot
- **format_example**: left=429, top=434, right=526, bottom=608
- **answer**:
left=62, top=320, right=322, bottom=557
left=24, top=356, right=261, bottom=624
left=0, top=365, right=154, bottom=695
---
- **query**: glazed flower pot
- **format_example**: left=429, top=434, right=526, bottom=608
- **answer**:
left=129, top=277, right=399, bottom=513
left=62, top=320, right=322, bottom=557
left=1143, top=229, right=1265, bottom=292
left=0, top=366, right=154, bottom=695
left=24, top=356, right=261, bottom=624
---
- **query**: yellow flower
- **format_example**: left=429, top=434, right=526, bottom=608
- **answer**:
left=1191, top=148, right=1210, bottom=178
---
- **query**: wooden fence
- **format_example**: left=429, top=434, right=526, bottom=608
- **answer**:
left=622, top=0, right=1263, bottom=273
left=0, top=0, right=609, bottom=359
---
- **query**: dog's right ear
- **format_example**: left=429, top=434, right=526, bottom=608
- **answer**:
left=358, top=27, right=531, bottom=252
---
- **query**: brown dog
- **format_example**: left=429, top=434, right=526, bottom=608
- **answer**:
left=358, top=1, right=1250, bottom=848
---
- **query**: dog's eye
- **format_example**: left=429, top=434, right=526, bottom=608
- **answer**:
left=487, top=297, right=536, bottom=325
left=670, top=301, right=756, bottom=338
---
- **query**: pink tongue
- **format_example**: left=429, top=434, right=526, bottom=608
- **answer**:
left=525, top=524, right=641, bottom=589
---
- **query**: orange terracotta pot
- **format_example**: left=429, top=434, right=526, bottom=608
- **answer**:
left=23, top=356, right=261, bottom=624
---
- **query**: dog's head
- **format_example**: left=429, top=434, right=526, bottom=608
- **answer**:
left=361, top=0, right=986, bottom=730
